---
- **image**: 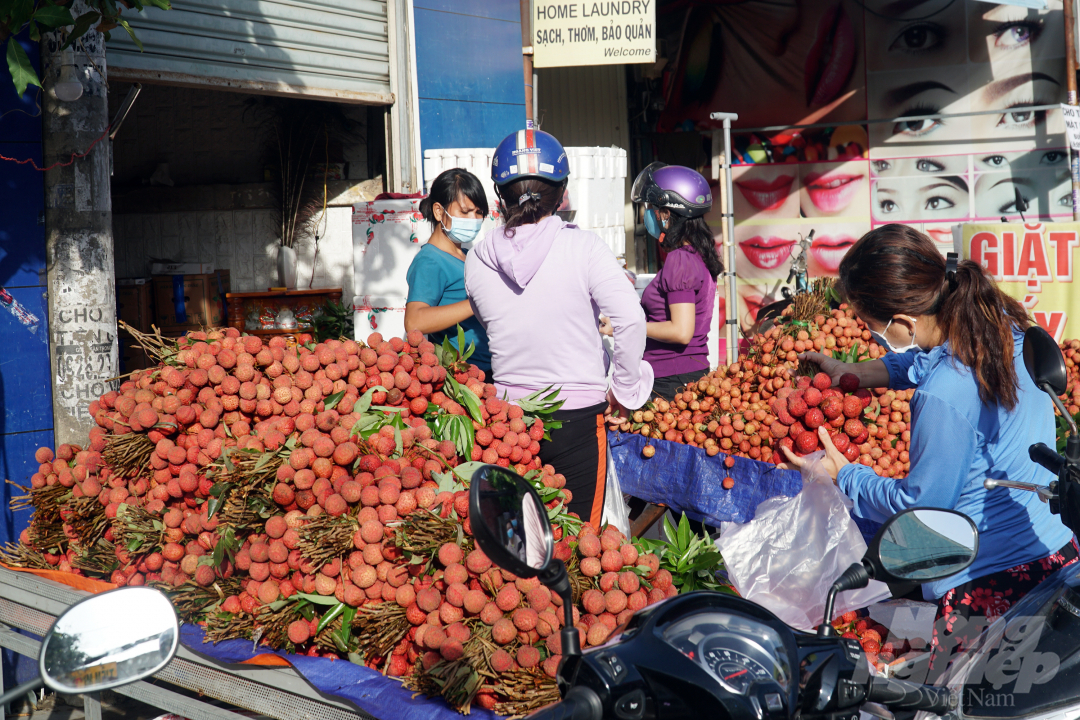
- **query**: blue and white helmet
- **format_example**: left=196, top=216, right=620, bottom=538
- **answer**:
left=491, top=129, right=569, bottom=186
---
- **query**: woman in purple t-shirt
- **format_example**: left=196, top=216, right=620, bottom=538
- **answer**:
left=603, top=163, right=722, bottom=400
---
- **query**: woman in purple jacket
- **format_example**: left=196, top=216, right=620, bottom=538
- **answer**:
left=465, top=129, right=652, bottom=528
left=603, top=163, right=723, bottom=401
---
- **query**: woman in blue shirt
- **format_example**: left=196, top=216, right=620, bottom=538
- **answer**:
left=787, top=223, right=1073, bottom=672
left=406, top=169, right=492, bottom=375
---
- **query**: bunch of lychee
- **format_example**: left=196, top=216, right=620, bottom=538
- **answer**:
left=832, top=609, right=929, bottom=675
left=627, top=306, right=914, bottom=479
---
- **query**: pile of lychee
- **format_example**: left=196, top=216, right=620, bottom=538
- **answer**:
left=12, top=326, right=679, bottom=715
left=626, top=305, right=915, bottom=479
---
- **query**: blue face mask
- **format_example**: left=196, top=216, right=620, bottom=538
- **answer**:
left=443, top=214, right=484, bottom=249
left=644, top=207, right=666, bottom=239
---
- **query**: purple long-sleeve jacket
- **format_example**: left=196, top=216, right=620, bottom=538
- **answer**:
left=464, top=216, right=653, bottom=411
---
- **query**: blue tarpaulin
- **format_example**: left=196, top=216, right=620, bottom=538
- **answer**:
left=608, top=432, right=881, bottom=544
left=180, top=625, right=500, bottom=720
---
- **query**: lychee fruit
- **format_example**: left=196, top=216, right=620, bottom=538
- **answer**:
left=795, top=432, right=818, bottom=454
left=579, top=557, right=602, bottom=576
left=496, top=584, right=521, bottom=612
left=839, top=373, right=860, bottom=393
left=516, top=645, right=541, bottom=669
left=842, top=396, right=863, bottom=418
left=492, top=618, right=517, bottom=645
left=490, top=649, right=514, bottom=672
left=812, top=372, right=832, bottom=390
left=804, top=408, right=825, bottom=429
left=844, top=418, right=865, bottom=438
left=787, top=396, right=808, bottom=418
left=288, top=620, right=311, bottom=644
left=578, top=534, right=602, bottom=558
left=438, top=542, right=463, bottom=567
left=821, top=396, right=844, bottom=420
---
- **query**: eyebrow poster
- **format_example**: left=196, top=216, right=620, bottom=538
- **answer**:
left=667, top=0, right=1070, bottom=332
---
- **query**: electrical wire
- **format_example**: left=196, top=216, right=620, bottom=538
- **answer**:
left=0, top=122, right=111, bottom=171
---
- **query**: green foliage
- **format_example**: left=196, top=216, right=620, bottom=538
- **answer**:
left=312, top=299, right=353, bottom=342
left=1057, top=411, right=1079, bottom=455
left=832, top=344, right=870, bottom=364
left=2, top=0, right=171, bottom=98
left=633, top=513, right=734, bottom=594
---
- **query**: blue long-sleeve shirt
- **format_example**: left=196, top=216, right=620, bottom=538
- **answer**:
left=837, top=327, right=1072, bottom=599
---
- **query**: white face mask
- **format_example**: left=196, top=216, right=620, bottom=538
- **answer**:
left=441, top=213, right=484, bottom=249
left=869, top=317, right=920, bottom=354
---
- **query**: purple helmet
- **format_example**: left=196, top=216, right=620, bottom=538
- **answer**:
left=631, top=162, right=712, bottom=218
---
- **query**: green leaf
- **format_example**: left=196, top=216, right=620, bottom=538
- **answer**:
left=317, top=602, right=346, bottom=633
left=126, top=536, right=143, bottom=552
left=324, top=390, right=346, bottom=410
left=294, top=592, right=342, bottom=606
left=32, top=4, right=76, bottom=28
left=206, top=496, right=223, bottom=519
left=355, top=386, right=387, bottom=414
left=61, top=10, right=101, bottom=49
left=253, top=451, right=273, bottom=473
left=5, top=39, right=41, bottom=97
left=676, top=512, right=692, bottom=550
left=393, top=425, right=403, bottom=457
left=222, top=447, right=235, bottom=474
left=662, top=513, right=678, bottom=545
left=457, top=324, right=466, bottom=356
left=209, top=482, right=230, bottom=498
left=433, top=471, right=465, bottom=495
left=452, top=461, right=485, bottom=483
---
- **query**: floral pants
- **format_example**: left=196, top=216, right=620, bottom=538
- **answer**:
left=928, top=539, right=1078, bottom=678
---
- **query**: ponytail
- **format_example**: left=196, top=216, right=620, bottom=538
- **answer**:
left=661, top=215, right=724, bottom=280
left=838, top=223, right=1030, bottom=410
left=496, top=178, right=565, bottom=237
left=935, top=260, right=1030, bottom=409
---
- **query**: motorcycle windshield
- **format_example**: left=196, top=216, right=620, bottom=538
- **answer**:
left=938, top=561, right=1080, bottom=718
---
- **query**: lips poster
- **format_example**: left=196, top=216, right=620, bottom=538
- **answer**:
left=657, top=1, right=1071, bottom=331
left=961, top=223, right=1080, bottom=341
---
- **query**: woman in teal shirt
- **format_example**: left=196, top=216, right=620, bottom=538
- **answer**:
left=405, top=169, right=492, bottom=375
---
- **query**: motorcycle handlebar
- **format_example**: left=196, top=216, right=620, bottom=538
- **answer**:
left=866, top=677, right=956, bottom=713
left=1030, top=442, right=1065, bottom=476
left=526, top=687, right=602, bottom=720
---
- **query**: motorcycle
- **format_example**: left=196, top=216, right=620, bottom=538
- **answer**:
left=468, top=464, right=977, bottom=719
left=0, top=586, right=179, bottom=708
left=911, top=325, right=1080, bottom=720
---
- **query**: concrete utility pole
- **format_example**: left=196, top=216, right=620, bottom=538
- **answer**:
left=41, top=10, right=119, bottom=444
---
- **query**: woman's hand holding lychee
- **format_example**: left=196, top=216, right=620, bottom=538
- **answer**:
left=780, top=426, right=850, bottom=482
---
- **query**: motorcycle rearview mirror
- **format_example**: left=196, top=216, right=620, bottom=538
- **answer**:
left=1023, top=325, right=1078, bottom=461
left=41, top=587, right=179, bottom=694
left=469, top=464, right=582, bottom=662
left=818, top=509, right=978, bottom=636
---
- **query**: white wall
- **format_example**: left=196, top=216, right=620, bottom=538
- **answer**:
left=113, top=207, right=356, bottom=299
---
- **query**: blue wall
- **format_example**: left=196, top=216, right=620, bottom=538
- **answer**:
left=0, top=34, right=52, bottom=548
left=414, top=0, right=525, bottom=169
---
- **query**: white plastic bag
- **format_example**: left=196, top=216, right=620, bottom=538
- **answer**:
left=602, top=443, right=632, bottom=536
left=715, top=451, right=891, bottom=631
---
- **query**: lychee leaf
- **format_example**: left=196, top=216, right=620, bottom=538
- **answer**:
left=324, top=390, right=346, bottom=410
left=393, top=426, right=403, bottom=457
left=452, top=461, right=484, bottom=482
left=294, top=592, right=341, bottom=606
left=206, top=496, right=223, bottom=519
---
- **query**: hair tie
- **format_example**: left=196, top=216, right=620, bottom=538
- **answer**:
left=518, top=191, right=541, bottom=206
left=945, top=252, right=959, bottom=291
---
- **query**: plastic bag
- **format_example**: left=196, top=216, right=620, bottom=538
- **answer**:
left=715, top=451, right=891, bottom=631
left=602, top=442, right=632, bottom=536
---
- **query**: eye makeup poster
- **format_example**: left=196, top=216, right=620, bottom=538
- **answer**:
left=666, top=0, right=1070, bottom=332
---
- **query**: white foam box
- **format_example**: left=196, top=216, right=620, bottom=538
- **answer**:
left=353, top=295, right=408, bottom=342
left=352, top=199, right=433, bottom=300
left=423, top=146, right=627, bottom=234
